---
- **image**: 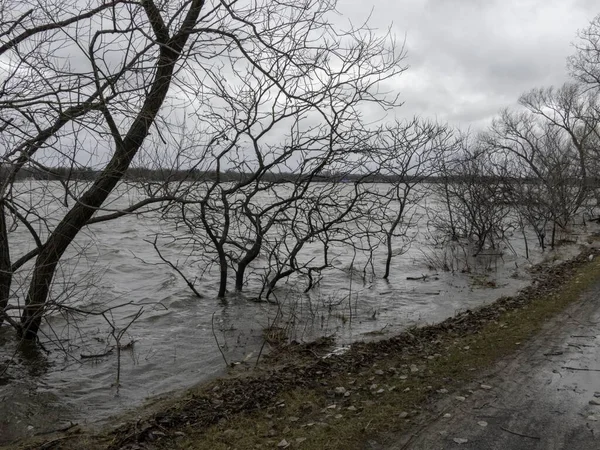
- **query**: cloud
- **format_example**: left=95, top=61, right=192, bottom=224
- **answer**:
left=338, top=0, right=598, bottom=128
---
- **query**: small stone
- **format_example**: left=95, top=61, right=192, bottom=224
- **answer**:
left=410, top=364, right=419, bottom=373
left=289, top=416, right=299, bottom=422
left=439, top=430, right=448, bottom=436
left=594, top=392, right=600, bottom=398
left=438, top=388, right=448, bottom=394
left=334, top=414, right=343, bottom=419
left=587, top=415, right=598, bottom=421
left=334, top=387, right=347, bottom=395
left=453, top=438, right=468, bottom=444
left=398, top=411, right=409, bottom=418
left=455, top=396, right=466, bottom=402
left=403, top=387, right=411, bottom=392
left=399, top=375, right=408, bottom=380
left=174, top=431, right=186, bottom=437
left=277, top=439, right=290, bottom=448
left=375, top=369, right=384, bottom=375
left=306, top=422, right=315, bottom=427
left=326, top=404, right=337, bottom=409
left=370, top=384, right=378, bottom=390
left=477, top=421, right=488, bottom=427
left=347, top=406, right=357, bottom=411
left=376, top=388, right=385, bottom=394
left=296, top=437, right=307, bottom=443
left=480, top=384, right=492, bottom=390
left=443, top=413, right=452, bottom=418
left=463, top=346, right=470, bottom=350
left=589, top=399, right=600, bottom=406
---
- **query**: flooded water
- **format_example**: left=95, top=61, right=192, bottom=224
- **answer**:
left=0, top=181, right=593, bottom=443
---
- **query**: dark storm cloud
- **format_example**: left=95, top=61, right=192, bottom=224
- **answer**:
left=339, top=0, right=599, bottom=128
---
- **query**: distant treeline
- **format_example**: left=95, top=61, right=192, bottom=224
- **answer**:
left=1, top=165, right=595, bottom=186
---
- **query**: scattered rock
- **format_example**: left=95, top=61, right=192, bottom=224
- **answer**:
left=277, top=439, right=290, bottom=448
left=296, top=437, right=307, bottom=443
left=453, top=438, right=468, bottom=444
left=288, top=416, right=299, bottom=422
left=326, top=404, right=337, bottom=409
left=410, top=364, right=419, bottom=373
left=589, top=399, right=600, bottom=406
left=376, top=388, right=385, bottom=394
left=437, top=388, right=448, bottom=394
left=334, top=387, right=347, bottom=395
left=587, top=415, right=598, bottom=422
left=477, top=421, right=488, bottom=427
left=375, top=370, right=384, bottom=375
left=455, top=396, right=466, bottom=402
left=347, top=406, right=357, bottom=411
left=443, top=413, right=452, bottom=418
left=399, top=412, right=409, bottom=418
left=480, top=384, right=492, bottom=390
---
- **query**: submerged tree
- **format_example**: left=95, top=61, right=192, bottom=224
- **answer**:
left=370, top=119, right=456, bottom=279
left=0, top=0, right=406, bottom=340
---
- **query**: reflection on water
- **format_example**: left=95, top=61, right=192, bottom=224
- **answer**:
left=0, top=182, right=594, bottom=443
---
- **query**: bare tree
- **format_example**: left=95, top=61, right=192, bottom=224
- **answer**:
left=569, top=13, right=600, bottom=87
left=0, top=0, right=406, bottom=341
left=370, top=119, right=456, bottom=279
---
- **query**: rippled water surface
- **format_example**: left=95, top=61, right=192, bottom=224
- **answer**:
left=0, top=181, right=592, bottom=442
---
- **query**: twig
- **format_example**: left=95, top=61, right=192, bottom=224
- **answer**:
left=211, top=312, right=229, bottom=367
left=147, top=236, right=202, bottom=298
left=499, top=426, right=540, bottom=440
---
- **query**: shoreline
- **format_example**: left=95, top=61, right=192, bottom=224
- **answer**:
left=11, top=245, right=600, bottom=450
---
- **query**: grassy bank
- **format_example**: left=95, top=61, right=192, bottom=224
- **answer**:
left=14, top=248, right=600, bottom=450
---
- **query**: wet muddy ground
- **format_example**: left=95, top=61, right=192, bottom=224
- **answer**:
left=378, top=275, right=600, bottom=450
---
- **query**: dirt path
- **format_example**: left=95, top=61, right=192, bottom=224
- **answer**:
left=373, top=281, right=600, bottom=450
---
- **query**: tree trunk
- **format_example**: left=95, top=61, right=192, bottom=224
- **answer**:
left=0, top=203, right=12, bottom=327
left=235, top=236, right=262, bottom=291
left=19, top=0, right=205, bottom=339
left=217, top=250, right=228, bottom=299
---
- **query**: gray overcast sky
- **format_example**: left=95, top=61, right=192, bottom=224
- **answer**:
left=339, top=0, right=598, bottom=129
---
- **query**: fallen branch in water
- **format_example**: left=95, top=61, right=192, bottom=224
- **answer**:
left=80, top=347, right=115, bottom=359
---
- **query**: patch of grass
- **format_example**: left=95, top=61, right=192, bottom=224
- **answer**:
left=13, top=251, right=600, bottom=450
